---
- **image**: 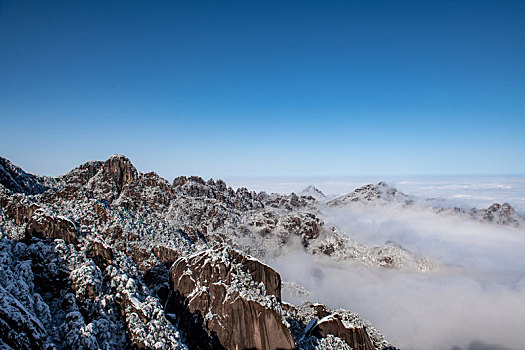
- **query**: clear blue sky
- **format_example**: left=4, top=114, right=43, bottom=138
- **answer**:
left=1, top=0, right=524, bottom=179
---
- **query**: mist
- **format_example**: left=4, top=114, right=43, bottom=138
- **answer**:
left=269, top=193, right=525, bottom=349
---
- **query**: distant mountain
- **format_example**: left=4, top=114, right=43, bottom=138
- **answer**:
left=434, top=202, right=524, bottom=226
left=299, top=185, right=326, bottom=200
left=327, top=182, right=524, bottom=227
left=326, top=182, right=412, bottom=206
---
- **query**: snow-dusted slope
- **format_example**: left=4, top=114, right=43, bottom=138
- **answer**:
left=299, top=186, right=326, bottom=201
left=327, top=182, right=412, bottom=206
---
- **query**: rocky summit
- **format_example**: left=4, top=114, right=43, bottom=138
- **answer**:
left=0, top=155, right=400, bottom=350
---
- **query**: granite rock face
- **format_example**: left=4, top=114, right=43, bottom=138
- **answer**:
left=25, top=210, right=78, bottom=244
left=102, top=154, right=139, bottom=193
left=169, top=247, right=295, bottom=350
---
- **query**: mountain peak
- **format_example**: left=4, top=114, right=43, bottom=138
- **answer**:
left=299, top=185, right=325, bottom=199
left=102, top=154, right=138, bottom=191
left=327, top=182, right=410, bottom=206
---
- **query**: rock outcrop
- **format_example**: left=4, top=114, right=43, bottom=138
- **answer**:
left=480, top=202, right=521, bottom=225
left=169, top=247, right=295, bottom=350
left=287, top=302, right=393, bottom=350
left=25, top=210, right=78, bottom=244
left=172, top=175, right=263, bottom=211
left=1, top=195, right=40, bottom=226
left=102, top=154, right=138, bottom=193
left=247, top=210, right=323, bottom=247
left=260, top=191, right=316, bottom=211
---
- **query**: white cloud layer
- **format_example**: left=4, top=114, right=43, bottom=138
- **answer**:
left=246, top=176, right=525, bottom=350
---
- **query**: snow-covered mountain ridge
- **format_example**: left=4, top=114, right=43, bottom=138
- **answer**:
left=0, top=155, right=399, bottom=350
left=2, top=155, right=521, bottom=349
left=326, top=181, right=524, bottom=226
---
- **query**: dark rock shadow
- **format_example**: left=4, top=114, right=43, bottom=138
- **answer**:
left=165, top=290, right=225, bottom=350
left=17, top=237, right=131, bottom=349
left=143, top=263, right=224, bottom=350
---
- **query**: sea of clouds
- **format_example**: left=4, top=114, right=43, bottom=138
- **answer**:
left=227, top=176, right=525, bottom=350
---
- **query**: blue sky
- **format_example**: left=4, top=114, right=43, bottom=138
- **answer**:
left=1, top=0, right=524, bottom=179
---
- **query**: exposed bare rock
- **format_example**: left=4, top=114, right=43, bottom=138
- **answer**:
left=329, top=181, right=524, bottom=227
left=118, top=171, right=172, bottom=210
left=25, top=210, right=78, bottom=244
left=0, top=154, right=401, bottom=350
left=102, top=154, right=138, bottom=193
left=280, top=212, right=323, bottom=246
left=433, top=201, right=524, bottom=226
left=247, top=210, right=323, bottom=247
left=229, top=249, right=282, bottom=300
left=1, top=195, right=40, bottom=226
left=167, top=196, right=233, bottom=243
left=286, top=302, right=394, bottom=350
left=86, top=233, right=114, bottom=268
left=169, top=247, right=295, bottom=350
left=215, top=291, right=294, bottom=350
left=308, top=228, right=434, bottom=271
left=152, top=245, right=179, bottom=266
left=172, top=175, right=263, bottom=211
left=479, top=203, right=522, bottom=225
left=84, top=155, right=139, bottom=202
